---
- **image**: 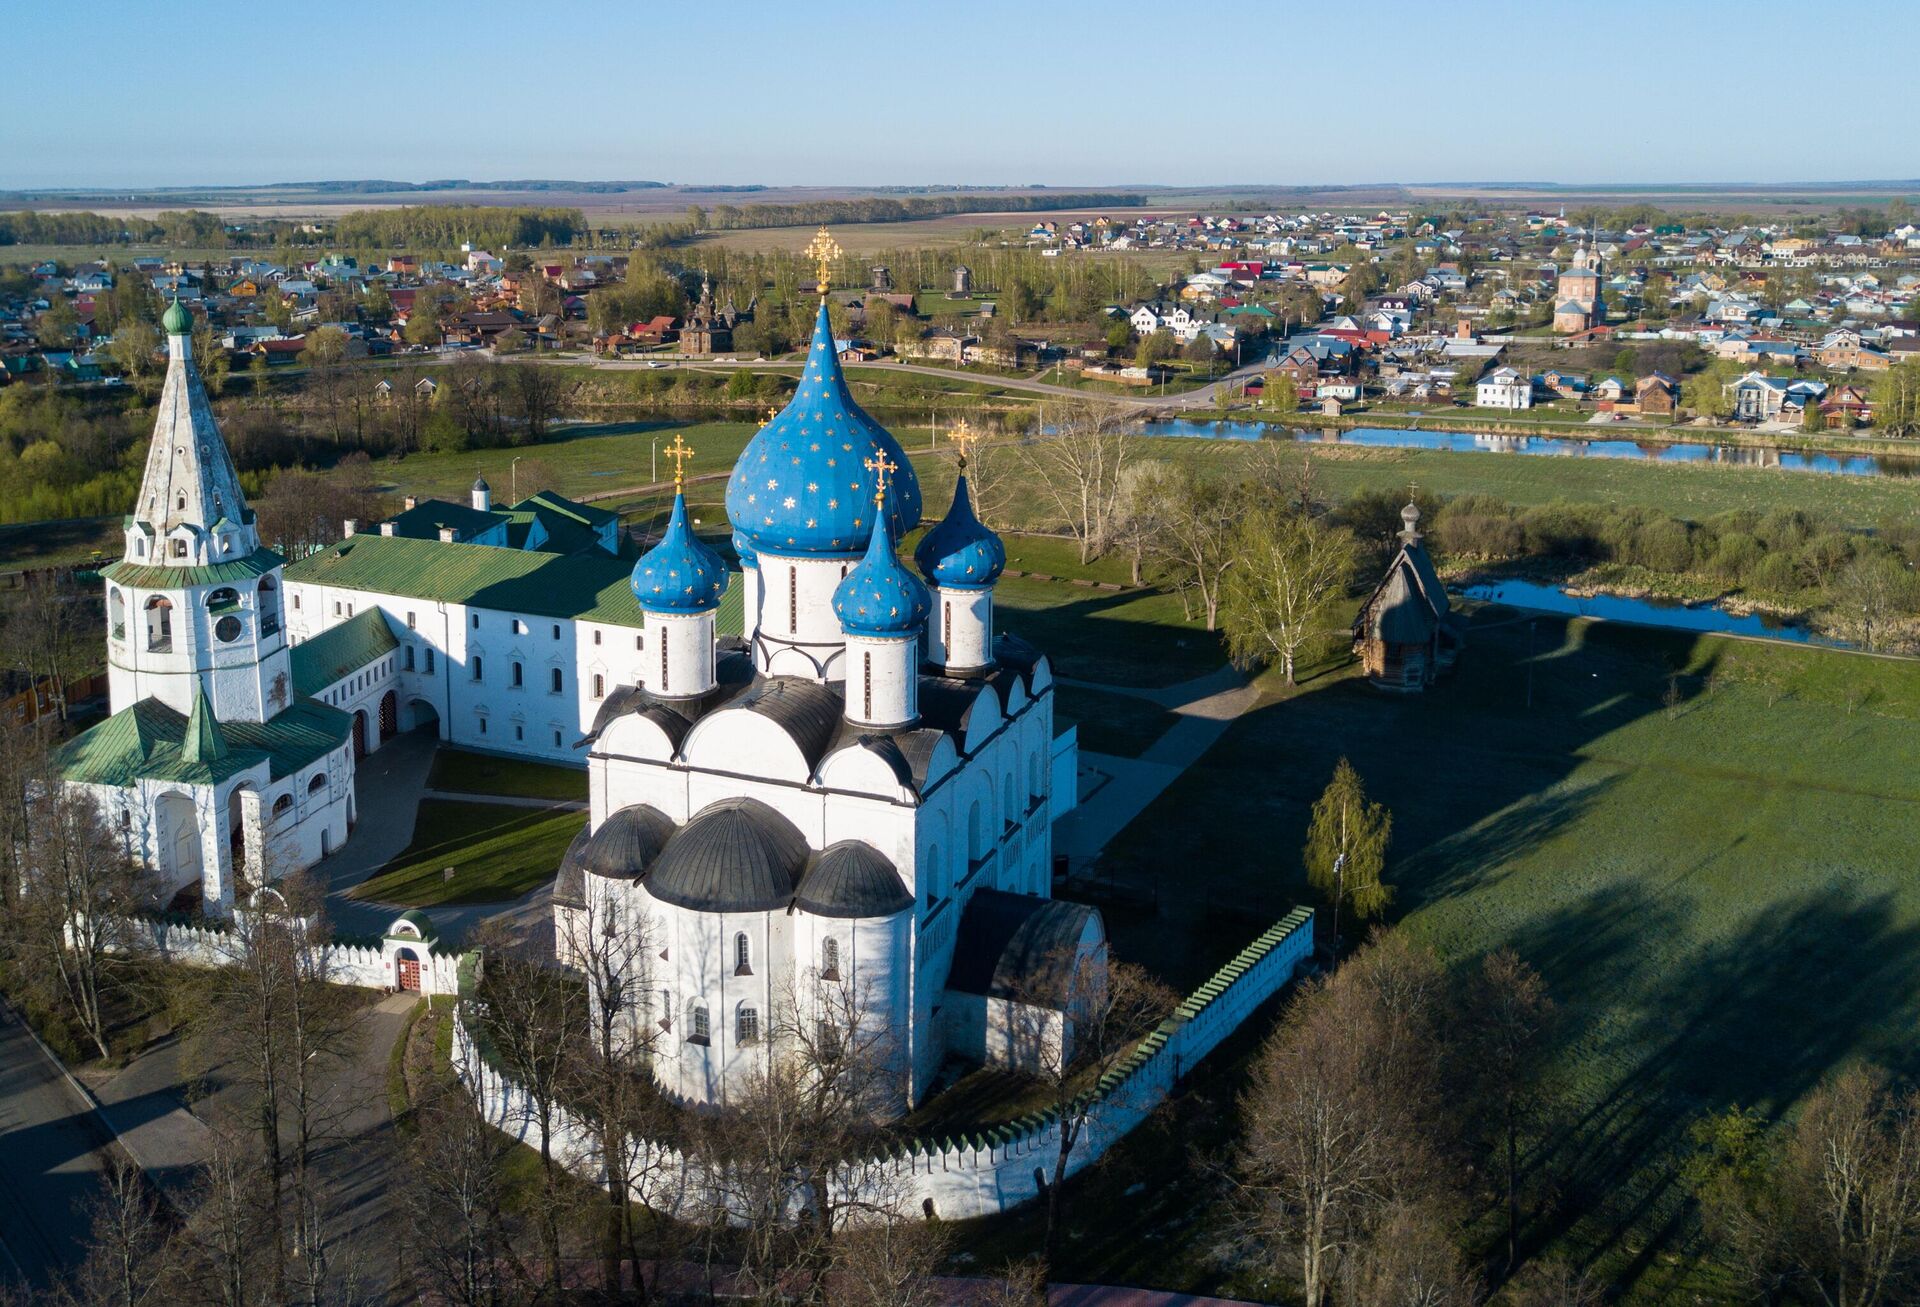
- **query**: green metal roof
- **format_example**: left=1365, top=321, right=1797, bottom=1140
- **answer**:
left=284, top=532, right=744, bottom=635
left=379, top=498, right=508, bottom=542
left=101, top=547, right=283, bottom=592
left=513, top=489, right=617, bottom=529
left=182, top=685, right=227, bottom=765
left=53, top=695, right=349, bottom=788
left=290, top=607, right=400, bottom=697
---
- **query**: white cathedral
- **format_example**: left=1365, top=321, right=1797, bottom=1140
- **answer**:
left=558, top=293, right=1100, bottom=1115
left=54, top=270, right=1098, bottom=1114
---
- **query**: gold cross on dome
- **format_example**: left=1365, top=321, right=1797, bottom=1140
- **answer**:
left=948, top=417, right=981, bottom=470
left=864, top=450, right=898, bottom=511
left=762, top=404, right=778, bottom=428
left=663, top=433, right=694, bottom=490
left=805, top=227, right=841, bottom=297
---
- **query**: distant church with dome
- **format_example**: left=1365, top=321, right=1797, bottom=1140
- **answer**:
left=558, top=263, right=1095, bottom=1115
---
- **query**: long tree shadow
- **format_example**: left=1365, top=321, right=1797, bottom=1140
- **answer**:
left=1510, top=878, right=1920, bottom=1286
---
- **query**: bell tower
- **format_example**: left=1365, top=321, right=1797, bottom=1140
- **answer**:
left=104, top=300, right=293, bottom=722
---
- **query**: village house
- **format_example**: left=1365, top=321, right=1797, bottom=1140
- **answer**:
left=1475, top=365, right=1533, bottom=409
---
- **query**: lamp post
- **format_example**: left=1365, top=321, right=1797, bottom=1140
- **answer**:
left=651, top=436, right=660, bottom=485
left=510, top=455, right=523, bottom=502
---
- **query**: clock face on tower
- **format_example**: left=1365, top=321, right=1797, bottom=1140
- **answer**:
left=215, top=615, right=243, bottom=643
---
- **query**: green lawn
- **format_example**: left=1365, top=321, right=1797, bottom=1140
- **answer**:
left=352, top=800, right=584, bottom=906
left=1052, top=684, right=1181, bottom=758
left=1075, top=612, right=1920, bottom=1299
left=996, top=577, right=1221, bottom=688
left=426, top=747, right=588, bottom=801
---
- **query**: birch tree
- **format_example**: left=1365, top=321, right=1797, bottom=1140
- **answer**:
left=1220, top=504, right=1357, bottom=684
left=1023, top=403, right=1131, bottom=563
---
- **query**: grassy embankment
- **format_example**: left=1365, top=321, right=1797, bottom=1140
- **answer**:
left=351, top=800, right=585, bottom=907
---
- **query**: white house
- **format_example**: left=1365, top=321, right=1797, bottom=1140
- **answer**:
left=1475, top=366, right=1533, bottom=409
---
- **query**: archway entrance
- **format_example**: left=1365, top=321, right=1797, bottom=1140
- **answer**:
left=155, top=792, right=200, bottom=896
left=226, top=784, right=253, bottom=872
left=378, top=690, right=397, bottom=741
left=406, top=697, right=441, bottom=736
left=352, top=710, right=368, bottom=759
left=395, top=946, right=421, bottom=991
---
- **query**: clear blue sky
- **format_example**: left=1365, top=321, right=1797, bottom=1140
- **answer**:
left=5, top=0, right=1916, bottom=190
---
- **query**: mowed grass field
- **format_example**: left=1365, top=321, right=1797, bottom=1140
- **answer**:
left=1076, top=610, right=1920, bottom=1299
left=351, top=799, right=584, bottom=906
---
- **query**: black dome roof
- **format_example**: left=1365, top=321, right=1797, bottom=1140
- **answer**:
left=573, top=804, right=676, bottom=880
left=647, top=797, right=809, bottom=913
left=793, top=841, right=913, bottom=919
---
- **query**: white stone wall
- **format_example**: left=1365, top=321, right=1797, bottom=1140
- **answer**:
left=843, top=633, right=917, bottom=727
left=283, top=581, right=649, bottom=765
left=455, top=907, right=1315, bottom=1223
left=928, top=588, right=992, bottom=672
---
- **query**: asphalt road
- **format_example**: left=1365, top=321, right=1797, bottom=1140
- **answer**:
left=0, top=1001, right=116, bottom=1294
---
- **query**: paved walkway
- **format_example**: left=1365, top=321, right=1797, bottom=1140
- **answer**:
left=1052, top=665, right=1259, bottom=866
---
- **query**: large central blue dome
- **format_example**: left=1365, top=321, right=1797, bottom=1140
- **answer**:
left=725, top=302, right=921, bottom=557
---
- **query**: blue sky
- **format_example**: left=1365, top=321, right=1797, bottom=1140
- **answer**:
left=4, top=0, right=1915, bottom=189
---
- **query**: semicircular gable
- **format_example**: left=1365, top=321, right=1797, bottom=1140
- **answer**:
left=961, top=683, right=1003, bottom=754
left=599, top=709, right=682, bottom=763
left=683, top=708, right=814, bottom=783
left=817, top=741, right=916, bottom=800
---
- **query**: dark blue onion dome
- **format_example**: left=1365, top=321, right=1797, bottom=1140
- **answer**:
left=913, top=474, right=1005, bottom=590
left=833, top=507, right=930, bottom=638
left=631, top=491, right=727, bottom=614
left=724, top=301, right=920, bottom=557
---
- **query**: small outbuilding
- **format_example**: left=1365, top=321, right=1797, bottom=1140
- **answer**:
left=1351, top=502, right=1463, bottom=692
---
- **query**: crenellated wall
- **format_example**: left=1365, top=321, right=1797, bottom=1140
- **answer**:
left=454, top=906, right=1314, bottom=1221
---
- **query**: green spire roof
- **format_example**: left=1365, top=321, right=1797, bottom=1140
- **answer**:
left=182, top=683, right=228, bottom=765
left=162, top=297, right=193, bottom=336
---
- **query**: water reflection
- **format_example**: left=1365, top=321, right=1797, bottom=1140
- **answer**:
left=1134, top=420, right=1920, bottom=479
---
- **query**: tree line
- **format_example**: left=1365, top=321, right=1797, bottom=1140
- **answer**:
left=683, top=191, right=1145, bottom=232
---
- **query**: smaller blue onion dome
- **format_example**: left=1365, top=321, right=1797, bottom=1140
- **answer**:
left=833, top=514, right=930, bottom=638
left=731, top=528, right=758, bottom=569
left=631, top=492, right=727, bottom=614
left=913, top=475, right=1005, bottom=590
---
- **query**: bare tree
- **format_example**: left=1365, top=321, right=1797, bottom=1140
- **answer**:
left=58, top=1157, right=172, bottom=1307
left=501, top=362, right=578, bottom=445
left=0, top=570, right=94, bottom=723
left=15, top=790, right=153, bottom=1060
left=1696, top=1062, right=1920, bottom=1307
left=252, top=458, right=392, bottom=561
left=400, top=1076, right=533, bottom=1307
left=175, top=1126, right=271, bottom=1307
left=1237, top=932, right=1451, bottom=1307
left=1107, top=460, right=1174, bottom=587
left=1220, top=503, right=1358, bottom=684
left=1140, top=465, right=1240, bottom=629
left=557, top=884, right=671, bottom=1299
left=471, top=922, right=580, bottom=1302
left=1007, top=951, right=1176, bottom=1274
left=0, top=710, right=50, bottom=911
left=1461, top=949, right=1556, bottom=1274
left=1338, top=1198, right=1478, bottom=1307
left=1023, top=403, right=1132, bottom=563
left=826, top=1210, right=950, bottom=1307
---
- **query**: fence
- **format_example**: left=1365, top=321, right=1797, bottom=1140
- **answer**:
left=130, top=911, right=464, bottom=996
left=454, top=906, right=1315, bottom=1221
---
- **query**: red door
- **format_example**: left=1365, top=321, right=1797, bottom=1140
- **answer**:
left=398, top=958, right=421, bottom=991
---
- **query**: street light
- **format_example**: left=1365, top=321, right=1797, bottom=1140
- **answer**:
left=652, top=437, right=660, bottom=484
left=510, top=455, right=523, bottom=502
left=1329, top=851, right=1347, bottom=969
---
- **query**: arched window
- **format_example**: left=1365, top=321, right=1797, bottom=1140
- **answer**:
left=472, top=656, right=484, bottom=682
left=307, top=773, right=327, bottom=794
left=108, top=588, right=126, bottom=641
left=690, top=1003, right=710, bottom=1043
left=968, top=798, right=985, bottom=862
left=737, top=1004, right=760, bottom=1045
left=822, top=937, right=841, bottom=980
left=1004, top=771, right=1017, bottom=828
left=144, top=596, right=173, bottom=651
left=549, top=667, right=562, bottom=694
left=924, top=844, right=940, bottom=910
left=272, top=793, right=293, bottom=817
left=511, top=661, right=523, bottom=688
left=404, top=646, right=415, bottom=671
left=734, top=932, right=752, bottom=975
left=256, top=576, right=280, bottom=635
left=175, top=492, right=187, bottom=511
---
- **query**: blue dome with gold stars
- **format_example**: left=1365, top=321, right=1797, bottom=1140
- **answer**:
left=833, top=513, right=930, bottom=639
left=725, top=301, right=920, bottom=558
left=631, top=492, right=727, bottom=615
left=913, top=475, right=1004, bottom=591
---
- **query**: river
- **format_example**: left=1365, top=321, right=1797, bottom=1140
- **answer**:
left=1136, top=419, right=1920, bottom=480
left=1460, top=579, right=1841, bottom=647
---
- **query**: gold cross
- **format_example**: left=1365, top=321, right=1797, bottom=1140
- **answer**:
left=762, top=404, right=779, bottom=428
left=805, top=227, right=841, bottom=298
left=863, top=450, right=898, bottom=511
left=664, top=433, right=694, bottom=490
left=948, top=417, right=981, bottom=471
